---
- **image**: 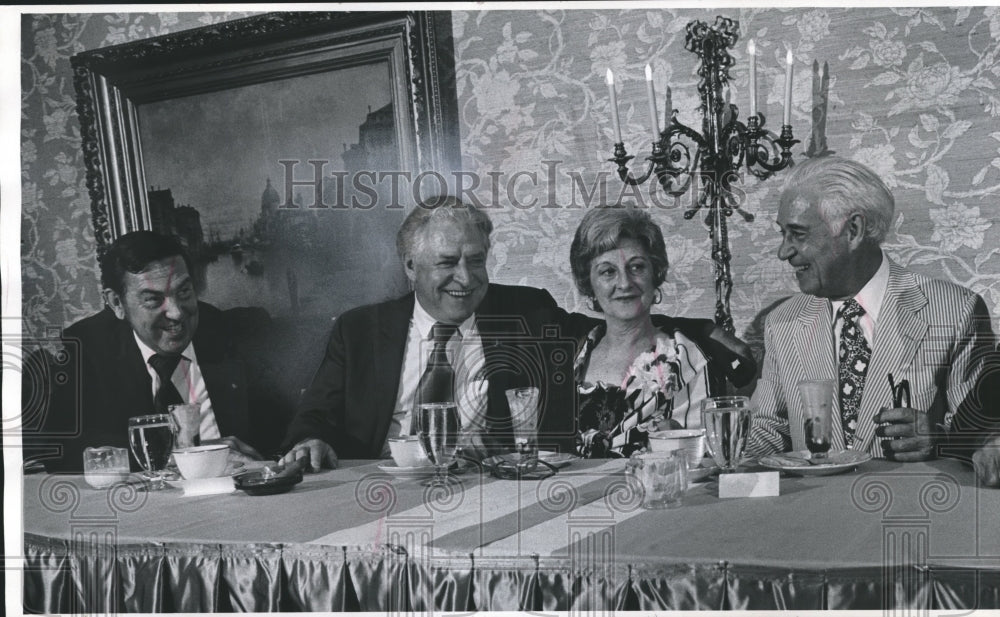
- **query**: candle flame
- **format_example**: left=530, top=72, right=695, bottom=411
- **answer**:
left=644, top=64, right=653, bottom=81
left=748, top=40, right=755, bottom=56
left=786, top=49, right=794, bottom=65
left=606, top=68, right=614, bottom=84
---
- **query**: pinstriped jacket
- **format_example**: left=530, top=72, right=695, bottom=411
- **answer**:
left=747, top=259, right=996, bottom=458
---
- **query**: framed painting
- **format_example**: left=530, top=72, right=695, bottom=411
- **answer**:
left=71, top=11, right=460, bottom=321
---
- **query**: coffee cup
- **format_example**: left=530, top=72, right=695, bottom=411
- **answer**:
left=173, top=444, right=229, bottom=479
left=388, top=436, right=430, bottom=468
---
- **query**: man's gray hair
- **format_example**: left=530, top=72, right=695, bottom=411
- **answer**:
left=396, top=195, right=494, bottom=259
left=779, top=155, right=895, bottom=243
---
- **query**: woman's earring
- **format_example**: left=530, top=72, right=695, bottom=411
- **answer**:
left=589, top=296, right=600, bottom=312
left=653, top=289, right=663, bottom=304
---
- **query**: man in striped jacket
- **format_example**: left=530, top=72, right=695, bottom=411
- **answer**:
left=747, top=156, right=1000, bottom=486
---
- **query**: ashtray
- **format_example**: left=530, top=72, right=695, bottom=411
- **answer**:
left=233, top=466, right=304, bottom=496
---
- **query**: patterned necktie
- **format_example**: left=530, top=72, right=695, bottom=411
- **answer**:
left=148, top=353, right=184, bottom=415
left=412, top=322, right=459, bottom=433
left=837, top=299, right=871, bottom=448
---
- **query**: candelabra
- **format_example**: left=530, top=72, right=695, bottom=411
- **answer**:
left=609, top=16, right=798, bottom=334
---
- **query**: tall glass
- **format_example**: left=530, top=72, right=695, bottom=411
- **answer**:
left=798, top=379, right=834, bottom=459
left=416, top=403, right=462, bottom=486
left=505, top=387, right=540, bottom=472
left=128, top=414, right=176, bottom=490
left=701, top=396, right=752, bottom=473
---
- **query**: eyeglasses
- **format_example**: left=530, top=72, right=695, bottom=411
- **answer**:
left=888, top=373, right=910, bottom=408
left=486, top=456, right=558, bottom=481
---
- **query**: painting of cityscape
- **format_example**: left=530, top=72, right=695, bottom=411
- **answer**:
left=138, top=61, right=411, bottom=324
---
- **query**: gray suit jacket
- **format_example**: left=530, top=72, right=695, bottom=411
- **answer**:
left=748, top=259, right=996, bottom=458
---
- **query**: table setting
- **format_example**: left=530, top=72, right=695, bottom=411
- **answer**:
left=21, top=388, right=1000, bottom=612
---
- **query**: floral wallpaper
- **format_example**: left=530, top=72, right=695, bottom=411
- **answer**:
left=453, top=6, right=1000, bottom=336
left=20, top=7, right=1000, bottom=344
left=20, top=12, right=256, bottom=338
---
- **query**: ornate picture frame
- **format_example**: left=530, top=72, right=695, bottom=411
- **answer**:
left=71, top=11, right=459, bottom=250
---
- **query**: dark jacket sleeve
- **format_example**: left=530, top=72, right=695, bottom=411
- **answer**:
left=651, top=315, right=757, bottom=393
left=280, top=316, right=347, bottom=452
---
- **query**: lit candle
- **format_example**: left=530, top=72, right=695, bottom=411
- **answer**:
left=747, top=39, right=757, bottom=118
left=644, top=64, right=660, bottom=137
left=663, top=85, right=672, bottom=128
left=783, top=49, right=794, bottom=126
left=606, top=68, right=622, bottom=143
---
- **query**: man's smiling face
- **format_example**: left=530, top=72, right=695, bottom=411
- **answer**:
left=404, top=217, right=489, bottom=324
left=107, top=255, right=199, bottom=355
left=775, top=194, right=857, bottom=300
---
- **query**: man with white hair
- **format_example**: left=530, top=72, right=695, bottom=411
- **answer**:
left=747, top=155, right=1000, bottom=486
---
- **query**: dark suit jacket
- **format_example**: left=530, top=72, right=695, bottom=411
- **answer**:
left=24, top=302, right=289, bottom=472
left=282, top=284, right=593, bottom=458
left=281, top=284, right=758, bottom=459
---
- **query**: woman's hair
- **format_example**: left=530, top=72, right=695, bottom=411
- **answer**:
left=569, top=206, right=668, bottom=311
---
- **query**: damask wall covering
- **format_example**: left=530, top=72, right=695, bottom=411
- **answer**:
left=20, top=12, right=256, bottom=338
left=21, top=7, right=1000, bottom=343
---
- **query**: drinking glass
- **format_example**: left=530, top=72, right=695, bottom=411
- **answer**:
left=128, top=414, right=176, bottom=490
left=505, top=386, right=540, bottom=472
left=631, top=451, right=687, bottom=509
left=416, top=403, right=462, bottom=486
left=701, top=396, right=752, bottom=473
left=798, top=379, right=835, bottom=460
left=168, top=403, right=201, bottom=449
left=83, top=446, right=130, bottom=489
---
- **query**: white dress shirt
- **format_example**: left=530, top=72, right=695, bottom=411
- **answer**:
left=384, top=301, right=486, bottom=455
left=134, top=334, right=221, bottom=440
left=830, top=251, right=891, bottom=354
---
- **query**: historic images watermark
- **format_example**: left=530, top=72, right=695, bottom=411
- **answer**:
left=273, top=159, right=751, bottom=212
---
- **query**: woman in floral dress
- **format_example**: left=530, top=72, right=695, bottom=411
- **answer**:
left=569, top=207, right=750, bottom=458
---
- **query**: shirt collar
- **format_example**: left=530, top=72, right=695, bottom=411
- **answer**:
left=133, top=331, right=196, bottom=366
left=412, top=298, right=476, bottom=340
left=831, top=250, right=890, bottom=323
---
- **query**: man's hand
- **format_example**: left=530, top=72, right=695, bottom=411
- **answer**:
left=972, top=434, right=1000, bottom=488
left=280, top=438, right=338, bottom=472
left=203, top=436, right=264, bottom=464
left=874, top=407, right=935, bottom=461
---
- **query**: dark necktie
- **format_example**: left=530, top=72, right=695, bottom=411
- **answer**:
left=148, top=353, right=184, bottom=415
left=412, top=322, right=459, bottom=432
left=837, top=299, right=871, bottom=448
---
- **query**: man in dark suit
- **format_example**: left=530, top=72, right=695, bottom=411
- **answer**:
left=280, top=196, right=588, bottom=469
left=25, top=231, right=287, bottom=472
left=747, top=156, right=1000, bottom=486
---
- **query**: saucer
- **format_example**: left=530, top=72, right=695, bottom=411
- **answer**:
left=165, top=475, right=236, bottom=496
left=758, top=449, right=872, bottom=476
left=376, top=463, right=439, bottom=478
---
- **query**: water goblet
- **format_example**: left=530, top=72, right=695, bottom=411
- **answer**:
left=128, top=414, right=176, bottom=490
left=416, top=403, right=462, bottom=486
left=798, top=379, right=835, bottom=460
left=701, top=396, right=753, bottom=473
left=505, top=386, right=540, bottom=472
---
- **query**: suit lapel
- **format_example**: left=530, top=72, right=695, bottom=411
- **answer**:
left=190, top=317, right=249, bottom=439
left=853, top=262, right=927, bottom=453
left=791, top=296, right=843, bottom=450
left=369, top=295, right=413, bottom=456
left=116, top=322, right=157, bottom=417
